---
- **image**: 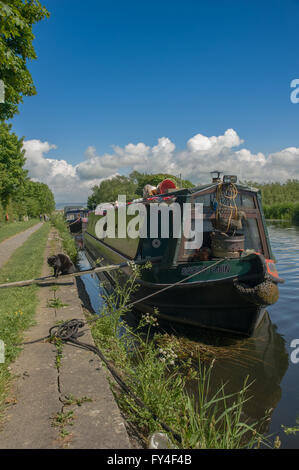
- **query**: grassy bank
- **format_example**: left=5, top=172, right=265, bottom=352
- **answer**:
left=247, top=180, right=299, bottom=223
left=50, top=213, right=78, bottom=263
left=90, top=266, right=268, bottom=449
left=0, top=219, right=39, bottom=244
left=0, top=222, right=50, bottom=414
left=263, top=202, right=299, bottom=224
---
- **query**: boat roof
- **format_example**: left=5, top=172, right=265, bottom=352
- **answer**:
left=92, top=182, right=260, bottom=212
left=65, top=208, right=88, bottom=214
left=156, top=182, right=260, bottom=198
left=189, top=182, right=259, bottom=194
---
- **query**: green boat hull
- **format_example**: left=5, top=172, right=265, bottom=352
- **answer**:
left=84, top=231, right=276, bottom=336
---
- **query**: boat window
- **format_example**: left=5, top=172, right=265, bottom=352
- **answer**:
left=241, top=218, right=262, bottom=253
left=187, top=217, right=213, bottom=247
left=192, top=191, right=255, bottom=210
left=223, top=192, right=255, bottom=209
left=178, top=209, right=265, bottom=262
left=192, top=193, right=213, bottom=206
left=240, top=193, right=255, bottom=209
left=179, top=217, right=213, bottom=262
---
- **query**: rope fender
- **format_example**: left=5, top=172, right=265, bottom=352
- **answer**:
left=233, top=274, right=279, bottom=306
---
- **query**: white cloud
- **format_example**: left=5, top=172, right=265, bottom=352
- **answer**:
left=23, top=140, right=103, bottom=203
left=84, top=145, right=97, bottom=159
left=22, top=129, right=299, bottom=204
left=187, top=129, right=243, bottom=153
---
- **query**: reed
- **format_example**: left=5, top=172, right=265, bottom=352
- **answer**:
left=263, top=202, right=299, bottom=224
left=50, top=213, right=78, bottom=263
left=90, top=266, right=268, bottom=449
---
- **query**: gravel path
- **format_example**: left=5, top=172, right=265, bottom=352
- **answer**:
left=0, top=223, right=43, bottom=270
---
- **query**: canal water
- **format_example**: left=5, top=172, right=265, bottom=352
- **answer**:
left=261, top=223, right=299, bottom=448
left=75, top=223, right=299, bottom=449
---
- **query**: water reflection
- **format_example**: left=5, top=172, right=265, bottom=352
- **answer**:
left=204, top=313, right=288, bottom=432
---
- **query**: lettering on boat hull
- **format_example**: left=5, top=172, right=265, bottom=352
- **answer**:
left=181, top=264, right=231, bottom=276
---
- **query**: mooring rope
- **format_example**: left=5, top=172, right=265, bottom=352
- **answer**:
left=127, top=257, right=226, bottom=309
left=21, top=257, right=226, bottom=343
left=18, top=257, right=226, bottom=445
left=0, top=256, right=163, bottom=289
left=216, top=182, right=239, bottom=233
left=21, top=257, right=226, bottom=347
left=21, top=318, right=182, bottom=444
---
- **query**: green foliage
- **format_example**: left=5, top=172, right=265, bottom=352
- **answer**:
left=63, top=394, right=92, bottom=407
left=87, top=175, right=139, bottom=209
left=22, top=180, right=55, bottom=217
left=50, top=213, right=78, bottom=263
left=0, top=0, right=50, bottom=120
left=293, top=206, right=299, bottom=224
left=0, top=3, right=53, bottom=221
left=130, top=171, right=195, bottom=197
left=0, top=122, right=27, bottom=209
left=87, top=171, right=194, bottom=209
left=0, top=123, right=55, bottom=220
left=263, top=203, right=299, bottom=221
left=51, top=410, right=74, bottom=437
left=282, top=416, right=299, bottom=435
left=246, top=180, right=299, bottom=224
left=250, top=180, right=299, bottom=206
left=47, top=297, right=68, bottom=309
left=9, top=180, right=55, bottom=219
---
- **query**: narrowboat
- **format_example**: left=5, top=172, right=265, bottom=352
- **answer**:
left=83, top=174, right=284, bottom=336
left=65, top=208, right=89, bottom=234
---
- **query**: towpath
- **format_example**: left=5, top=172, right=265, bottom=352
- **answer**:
left=0, top=228, right=131, bottom=449
left=0, top=222, right=43, bottom=270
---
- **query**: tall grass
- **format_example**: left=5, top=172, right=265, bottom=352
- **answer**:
left=244, top=180, right=299, bottom=224
left=90, top=265, right=268, bottom=449
left=0, top=222, right=50, bottom=414
left=251, top=180, right=299, bottom=206
left=50, top=213, right=78, bottom=263
left=292, top=205, right=299, bottom=224
left=263, top=202, right=299, bottom=222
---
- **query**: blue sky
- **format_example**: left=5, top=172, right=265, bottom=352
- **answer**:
left=11, top=0, right=299, bottom=202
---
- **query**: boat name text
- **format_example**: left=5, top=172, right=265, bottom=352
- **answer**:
left=181, top=264, right=231, bottom=276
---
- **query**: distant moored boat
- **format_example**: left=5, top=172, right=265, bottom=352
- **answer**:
left=65, top=207, right=89, bottom=234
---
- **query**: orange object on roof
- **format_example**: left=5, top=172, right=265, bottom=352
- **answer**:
left=158, top=179, right=177, bottom=194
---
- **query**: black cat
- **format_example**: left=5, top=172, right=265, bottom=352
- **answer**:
left=47, top=253, right=76, bottom=277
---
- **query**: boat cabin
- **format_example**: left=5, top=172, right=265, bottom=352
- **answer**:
left=88, top=176, right=272, bottom=266
left=178, top=182, right=272, bottom=263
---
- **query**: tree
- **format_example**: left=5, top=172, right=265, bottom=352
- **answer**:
left=129, top=171, right=195, bottom=197
left=87, top=172, right=195, bottom=209
left=0, top=121, right=27, bottom=209
left=22, top=180, right=55, bottom=216
left=10, top=179, right=55, bottom=218
left=87, top=175, right=138, bottom=209
left=0, top=0, right=49, bottom=120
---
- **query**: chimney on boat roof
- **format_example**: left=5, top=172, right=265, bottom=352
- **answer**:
left=210, top=171, right=222, bottom=183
